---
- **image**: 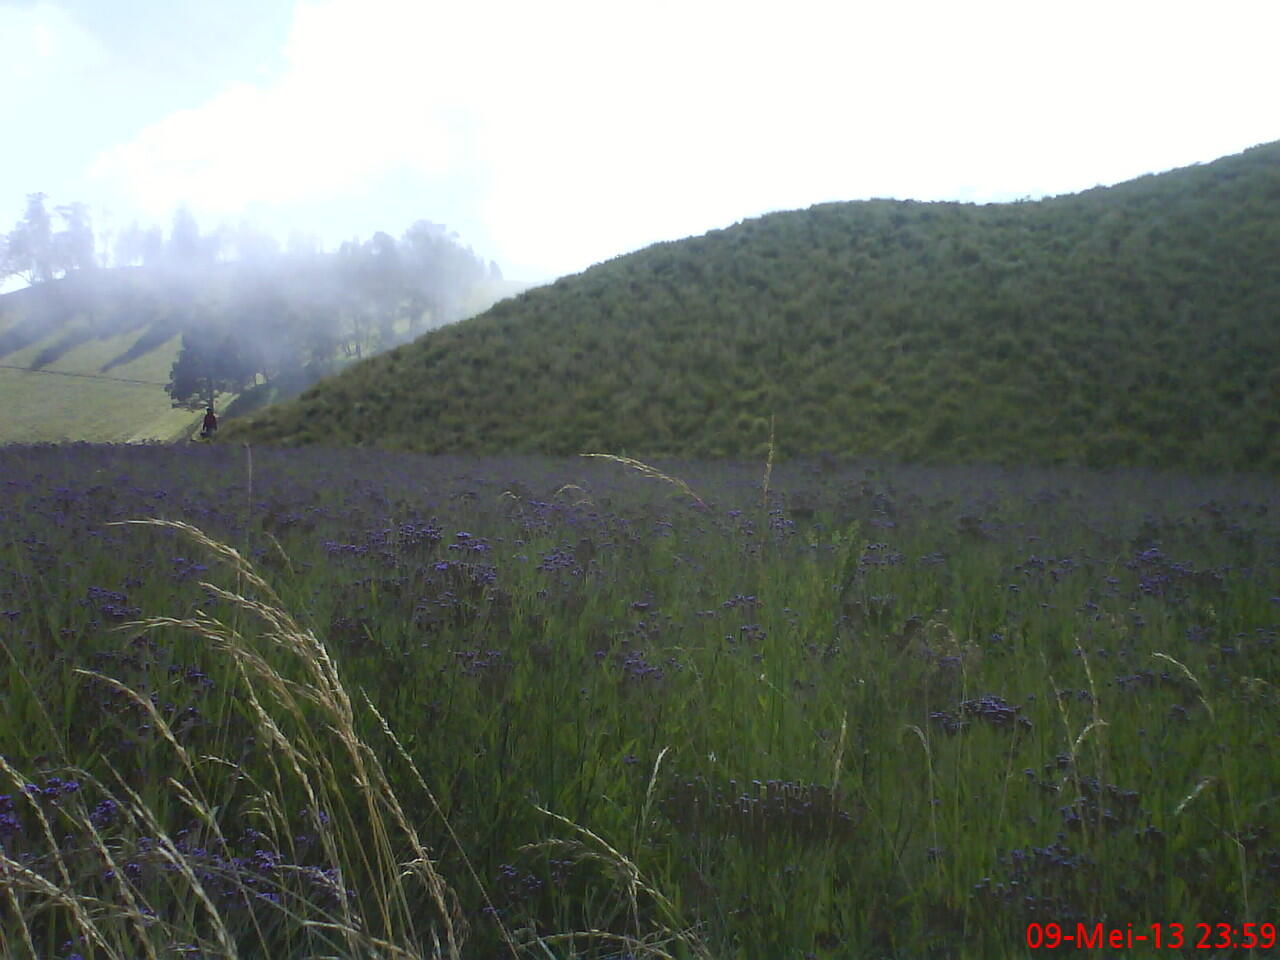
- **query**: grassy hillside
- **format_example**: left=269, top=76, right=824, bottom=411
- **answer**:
left=0, top=279, right=204, bottom=442
left=0, top=263, right=533, bottom=444
left=0, top=343, right=203, bottom=444
left=225, top=142, right=1280, bottom=471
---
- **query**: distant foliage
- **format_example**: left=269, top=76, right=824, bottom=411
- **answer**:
left=226, top=141, right=1280, bottom=472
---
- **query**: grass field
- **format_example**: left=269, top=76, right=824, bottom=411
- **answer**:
left=0, top=325, right=204, bottom=443
left=0, top=444, right=1276, bottom=958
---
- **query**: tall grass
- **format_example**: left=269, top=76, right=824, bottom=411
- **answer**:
left=0, top=509, right=709, bottom=959
left=3, top=518, right=469, bottom=957
left=0, top=444, right=1277, bottom=958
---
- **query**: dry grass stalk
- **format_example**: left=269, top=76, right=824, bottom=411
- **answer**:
left=527, top=804, right=712, bottom=960
left=761, top=413, right=776, bottom=513
left=111, top=518, right=466, bottom=959
left=580, top=454, right=707, bottom=509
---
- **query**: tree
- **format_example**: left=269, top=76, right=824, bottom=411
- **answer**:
left=364, top=231, right=402, bottom=346
left=285, top=258, right=344, bottom=375
left=114, top=221, right=166, bottom=267
left=229, top=268, right=302, bottom=384
left=334, top=239, right=382, bottom=359
left=113, top=223, right=137, bottom=267
left=3, top=197, right=97, bottom=280
left=399, top=219, right=488, bottom=331
left=141, top=225, right=165, bottom=266
left=54, top=201, right=95, bottom=274
left=167, top=206, right=218, bottom=264
left=4, top=193, right=55, bottom=284
left=169, top=206, right=200, bottom=263
left=167, top=326, right=255, bottom=410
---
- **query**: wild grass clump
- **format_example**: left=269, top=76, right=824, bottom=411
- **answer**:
left=1, top=443, right=1277, bottom=958
left=2, top=518, right=473, bottom=959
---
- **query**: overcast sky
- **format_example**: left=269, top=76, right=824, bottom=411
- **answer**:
left=2, top=0, right=1277, bottom=282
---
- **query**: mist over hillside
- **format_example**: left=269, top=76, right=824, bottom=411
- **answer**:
left=0, top=202, right=526, bottom=440
left=223, top=142, right=1280, bottom=472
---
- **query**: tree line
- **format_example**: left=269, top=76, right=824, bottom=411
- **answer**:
left=0, top=193, right=96, bottom=284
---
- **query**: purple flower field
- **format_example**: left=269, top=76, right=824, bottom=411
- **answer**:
left=1, top=442, right=1277, bottom=959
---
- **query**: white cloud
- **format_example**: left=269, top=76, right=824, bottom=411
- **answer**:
left=0, top=2, right=106, bottom=81
left=88, top=0, right=1280, bottom=278
left=90, top=0, right=459, bottom=221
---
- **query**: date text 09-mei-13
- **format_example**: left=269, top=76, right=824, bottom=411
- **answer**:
left=1026, top=922, right=1277, bottom=951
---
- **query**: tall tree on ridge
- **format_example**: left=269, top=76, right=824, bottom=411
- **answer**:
left=169, top=206, right=201, bottom=264
left=54, top=201, right=95, bottom=274
left=2, top=193, right=55, bottom=284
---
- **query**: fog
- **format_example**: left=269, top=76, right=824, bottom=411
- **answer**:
left=0, top=195, right=522, bottom=410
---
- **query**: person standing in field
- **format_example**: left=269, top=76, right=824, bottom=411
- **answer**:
left=201, top=406, right=218, bottom=439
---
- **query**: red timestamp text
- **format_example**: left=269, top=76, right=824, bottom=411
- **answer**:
left=1026, top=921, right=1278, bottom=950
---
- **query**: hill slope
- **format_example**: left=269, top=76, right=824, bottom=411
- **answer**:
left=0, top=259, right=531, bottom=445
left=0, top=272, right=204, bottom=443
left=225, top=142, right=1280, bottom=471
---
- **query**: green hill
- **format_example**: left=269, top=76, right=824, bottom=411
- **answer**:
left=227, top=142, right=1280, bottom=471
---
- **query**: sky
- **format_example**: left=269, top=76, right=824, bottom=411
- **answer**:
left=1, top=0, right=1277, bottom=283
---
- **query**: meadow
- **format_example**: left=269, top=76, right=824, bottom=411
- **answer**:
left=0, top=326, right=203, bottom=445
left=1, top=442, right=1277, bottom=958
